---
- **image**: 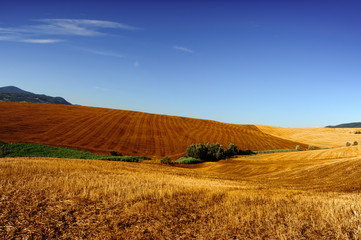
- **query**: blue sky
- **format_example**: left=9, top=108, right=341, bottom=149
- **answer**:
left=1, top=0, right=360, bottom=127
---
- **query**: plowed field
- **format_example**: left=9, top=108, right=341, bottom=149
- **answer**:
left=0, top=102, right=307, bottom=158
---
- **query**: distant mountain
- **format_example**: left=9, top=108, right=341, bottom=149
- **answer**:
left=326, top=122, right=361, bottom=128
left=0, top=86, right=71, bottom=105
left=0, top=86, right=33, bottom=94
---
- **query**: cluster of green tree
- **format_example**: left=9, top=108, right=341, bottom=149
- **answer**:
left=185, top=142, right=253, bottom=162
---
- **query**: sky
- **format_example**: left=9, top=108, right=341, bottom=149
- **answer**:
left=1, top=0, right=360, bottom=127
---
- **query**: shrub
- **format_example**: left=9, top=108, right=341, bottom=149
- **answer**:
left=355, top=131, right=361, bottom=134
left=239, top=149, right=255, bottom=155
left=110, top=151, right=122, bottom=156
left=110, top=151, right=118, bottom=156
left=0, top=144, right=9, bottom=157
left=296, top=145, right=301, bottom=151
left=255, top=149, right=298, bottom=154
left=161, top=156, right=172, bottom=164
left=354, top=141, right=359, bottom=146
left=225, top=143, right=238, bottom=157
left=308, top=145, right=315, bottom=150
left=104, top=156, right=140, bottom=162
left=176, top=157, right=202, bottom=164
left=346, top=142, right=351, bottom=147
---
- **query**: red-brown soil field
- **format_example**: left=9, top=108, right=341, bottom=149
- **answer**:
left=0, top=102, right=307, bottom=158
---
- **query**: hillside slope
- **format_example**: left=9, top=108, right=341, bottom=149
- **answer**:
left=256, top=125, right=361, bottom=148
left=0, top=86, right=71, bottom=105
left=190, top=145, right=361, bottom=191
left=0, top=102, right=307, bottom=158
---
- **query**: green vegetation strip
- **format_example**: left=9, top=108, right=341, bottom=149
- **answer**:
left=254, top=149, right=298, bottom=154
left=176, top=157, right=202, bottom=164
left=0, top=142, right=149, bottom=162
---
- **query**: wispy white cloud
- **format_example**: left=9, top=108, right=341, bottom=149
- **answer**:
left=0, top=18, right=140, bottom=43
left=134, top=61, right=139, bottom=67
left=20, top=39, right=63, bottom=44
left=173, top=45, right=193, bottom=53
left=78, top=47, right=124, bottom=58
left=34, top=19, right=141, bottom=36
left=0, top=34, right=61, bottom=44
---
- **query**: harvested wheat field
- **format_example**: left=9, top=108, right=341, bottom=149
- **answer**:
left=192, top=145, right=361, bottom=191
left=1, top=150, right=361, bottom=239
left=0, top=102, right=308, bottom=158
left=2, top=102, right=361, bottom=238
left=257, top=125, right=361, bottom=148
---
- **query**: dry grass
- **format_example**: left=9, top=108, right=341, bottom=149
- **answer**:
left=192, top=145, right=361, bottom=192
left=257, top=125, right=361, bottom=148
left=1, top=150, right=361, bottom=239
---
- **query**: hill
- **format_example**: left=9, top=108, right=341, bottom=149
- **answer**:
left=326, top=122, right=361, bottom=128
left=0, top=102, right=308, bottom=158
left=0, top=86, right=71, bottom=105
left=195, top=145, right=361, bottom=192
left=256, top=125, right=361, bottom=148
left=0, top=86, right=33, bottom=94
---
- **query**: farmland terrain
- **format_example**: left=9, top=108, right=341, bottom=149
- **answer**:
left=2, top=102, right=361, bottom=238
left=257, top=125, right=361, bottom=148
left=1, top=145, right=361, bottom=239
left=0, top=102, right=309, bottom=158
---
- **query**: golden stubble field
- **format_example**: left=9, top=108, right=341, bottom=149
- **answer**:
left=257, top=125, right=361, bottom=148
left=1, top=145, right=361, bottom=239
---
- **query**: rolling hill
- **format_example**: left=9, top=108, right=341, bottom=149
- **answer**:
left=257, top=125, right=361, bottom=148
left=2, top=103, right=361, bottom=239
left=0, top=86, right=71, bottom=105
left=0, top=102, right=308, bottom=158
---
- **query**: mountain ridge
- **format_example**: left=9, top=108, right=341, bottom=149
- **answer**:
left=325, top=122, right=361, bottom=128
left=0, top=86, right=71, bottom=105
